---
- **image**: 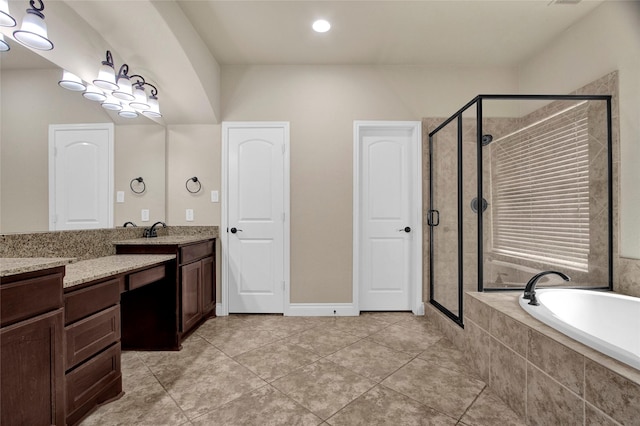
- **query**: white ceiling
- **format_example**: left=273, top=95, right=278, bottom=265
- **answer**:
left=0, top=0, right=608, bottom=125
left=177, top=0, right=605, bottom=66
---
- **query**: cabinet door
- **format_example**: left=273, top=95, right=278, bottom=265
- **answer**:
left=201, top=256, right=215, bottom=315
left=1, top=308, right=65, bottom=426
left=181, top=261, right=202, bottom=332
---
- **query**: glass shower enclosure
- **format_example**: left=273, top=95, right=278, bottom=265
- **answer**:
left=427, top=95, right=613, bottom=326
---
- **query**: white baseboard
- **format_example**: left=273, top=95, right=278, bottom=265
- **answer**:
left=216, top=302, right=227, bottom=316
left=286, top=303, right=359, bottom=316
left=217, top=302, right=422, bottom=317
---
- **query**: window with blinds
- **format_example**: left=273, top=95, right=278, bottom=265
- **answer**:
left=490, top=101, right=589, bottom=271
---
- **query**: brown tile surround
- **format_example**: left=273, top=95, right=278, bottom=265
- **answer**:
left=426, top=292, right=640, bottom=425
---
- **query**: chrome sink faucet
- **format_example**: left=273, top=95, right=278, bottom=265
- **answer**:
left=143, top=221, right=166, bottom=238
left=523, top=271, right=571, bottom=306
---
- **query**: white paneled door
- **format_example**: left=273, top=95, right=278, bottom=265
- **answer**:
left=224, top=123, right=289, bottom=313
left=355, top=122, right=422, bottom=312
left=48, top=124, right=114, bottom=231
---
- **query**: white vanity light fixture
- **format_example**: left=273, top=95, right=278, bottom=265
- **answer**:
left=93, top=50, right=119, bottom=91
left=0, top=0, right=16, bottom=27
left=58, top=70, right=86, bottom=91
left=13, top=0, right=53, bottom=50
left=312, top=19, right=331, bottom=33
left=82, top=83, right=107, bottom=102
left=118, top=102, right=138, bottom=119
left=129, top=81, right=150, bottom=110
left=0, top=33, right=9, bottom=52
left=142, top=91, right=162, bottom=118
left=112, top=64, right=135, bottom=101
left=101, top=93, right=122, bottom=111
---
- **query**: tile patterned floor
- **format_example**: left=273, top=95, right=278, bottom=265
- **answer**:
left=80, top=313, right=526, bottom=426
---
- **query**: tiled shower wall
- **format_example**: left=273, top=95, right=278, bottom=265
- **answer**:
left=423, top=71, right=640, bottom=301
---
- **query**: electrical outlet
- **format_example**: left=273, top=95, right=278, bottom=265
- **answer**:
left=141, top=209, right=149, bottom=222
left=186, top=209, right=194, bottom=221
left=211, top=190, right=219, bottom=203
left=116, top=191, right=125, bottom=203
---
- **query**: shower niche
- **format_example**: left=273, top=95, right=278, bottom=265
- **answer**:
left=426, top=94, right=613, bottom=327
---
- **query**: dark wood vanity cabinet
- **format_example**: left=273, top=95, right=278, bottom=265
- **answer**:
left=0, top=267, right=66, bottom=426
left=63, top=277, right=123, bottom=426
left=116, top=238, right=216, bottom=341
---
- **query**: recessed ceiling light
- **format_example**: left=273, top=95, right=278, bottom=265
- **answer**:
left=312, top=19, right=331, bottom=33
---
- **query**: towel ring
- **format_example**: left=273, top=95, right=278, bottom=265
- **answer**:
left=130, top=177, right=145, bottom=194
left=186, top=176, right=201, bottom=194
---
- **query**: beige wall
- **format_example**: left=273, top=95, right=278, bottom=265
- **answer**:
left=114, top=125, right=166, bottom=226
left=517, top=0, right=640, bottom=259
left=221, top=65, right=518, bottom=303
left=166, top=125, right=221, bottom=227
left=166, top=124, right=222, bottom=299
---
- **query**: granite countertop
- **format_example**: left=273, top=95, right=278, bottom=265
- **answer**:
left=0, top=257, right=75, bottom=277
left=64, top=254, right=176, bottom=288
left=113, top=235, right=216, bottom=246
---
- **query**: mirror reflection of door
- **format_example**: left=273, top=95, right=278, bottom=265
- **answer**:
left=48, top=123, right=114, bottom=230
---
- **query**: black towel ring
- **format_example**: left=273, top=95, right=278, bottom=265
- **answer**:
left=186, top=177, right=201, bottom=194
left=130, top=177, right=145, bottom=194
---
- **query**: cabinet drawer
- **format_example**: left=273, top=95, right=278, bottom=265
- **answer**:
left=180, top=240, right=214, bottom=264
left=66, top=305, right=120, bottom=370
left=65, top=278, right=121, bottom=325
left=1, top=270, right=63, bottom=327
left=127, top=265, right=166, bottom=291
left=66, top=342, right=121, bottom=414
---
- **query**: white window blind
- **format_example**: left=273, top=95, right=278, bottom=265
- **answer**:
left=491, top=101, right=589, bottom=271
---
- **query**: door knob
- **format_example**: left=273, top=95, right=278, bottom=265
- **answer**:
left=230, top=227, right=243, bottom=234
left=398, top=226, right=411, bottom=233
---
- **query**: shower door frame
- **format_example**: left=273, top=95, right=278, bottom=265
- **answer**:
left=428, top=94, right=613, bottom=327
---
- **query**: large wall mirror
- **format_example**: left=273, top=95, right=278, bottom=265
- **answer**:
left=0, top=43, right=166, bottom=233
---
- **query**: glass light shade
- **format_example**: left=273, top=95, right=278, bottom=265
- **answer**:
left=118, top=103, right=138, bottom=119
left=130, top=86, right=149, bottom=110
left=93, top=63, right=118, bottom=91
left=101, top=94, right=122, bottom=111
left=0, top=0, right=16, bottom=27
left=58, top=70, right=86, bottom=91
left=83, top=84, right=107, bottom=102
left=112, top=76, right=134, bottom=101
left=13, top=12, right=53, bottom=50
left=142, top=95, right=162, bottom=118
left=0, top=33, right=9, bottom=52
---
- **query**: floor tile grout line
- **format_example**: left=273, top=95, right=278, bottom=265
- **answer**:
left=109, top=314, right=507, bottom=426
left=456, top=383, right=489, bottom=423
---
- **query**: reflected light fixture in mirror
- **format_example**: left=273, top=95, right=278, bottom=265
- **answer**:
left=0, top=33, right=9, bottom=51
left=118, top=103, right=138, bottom=118
left=83, top=83, right=107, bottom=102
left=143, top=93, right=161, bottom=118
left=101, top=93, right=122, bottom=111
left=58, top=70, right=86, bottom=91
left=130, top=82, right=150, bottom=110
left=13, top=0, right=53, bottom=51
left=0, top=0, right=16, bottom=27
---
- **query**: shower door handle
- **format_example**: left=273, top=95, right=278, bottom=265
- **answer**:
left=427, top=210, right=440, bottom=226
